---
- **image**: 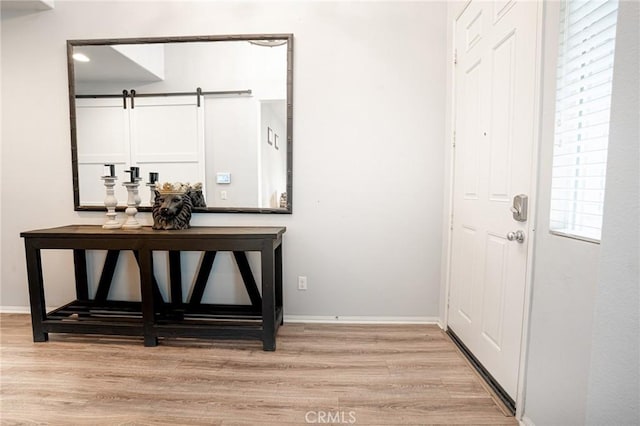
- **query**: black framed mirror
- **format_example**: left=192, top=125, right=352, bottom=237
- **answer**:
left=68, top=34, right=293, bottom=213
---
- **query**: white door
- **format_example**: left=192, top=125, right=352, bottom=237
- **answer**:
left=448, top=0, right=539, bottom=399
left=76, top=97, right=131, bottom=205
left=130, top=96, right=206, bottom=205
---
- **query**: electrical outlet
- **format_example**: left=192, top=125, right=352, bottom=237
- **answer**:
left=220, top=190, right=228, bottom=200
left=297, top=276, right=308, bottom=290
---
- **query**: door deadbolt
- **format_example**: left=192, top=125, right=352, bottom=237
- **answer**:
left=511, top=194, right=528, bottom=222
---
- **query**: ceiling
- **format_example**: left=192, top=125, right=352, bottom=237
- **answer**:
left=1, top=0, right=54, bottom=11
left=73, top=45, right=165, bottom=83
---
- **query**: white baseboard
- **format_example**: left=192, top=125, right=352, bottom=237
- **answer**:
left=1, top=307, right=439, bottom=326
left=283, top=315, right=439, bottom=324
left=1, top=306, right=34, bottom=314
left=519, top=416, right=535, bottom=426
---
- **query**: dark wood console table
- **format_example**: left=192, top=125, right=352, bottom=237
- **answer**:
left=21, top=225, right=285, bottom=350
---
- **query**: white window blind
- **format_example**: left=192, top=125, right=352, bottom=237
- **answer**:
left=550, top=0, right=619, bottom=242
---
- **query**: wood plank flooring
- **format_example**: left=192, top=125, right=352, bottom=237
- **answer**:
left=0, top=314, right=516, bottom=425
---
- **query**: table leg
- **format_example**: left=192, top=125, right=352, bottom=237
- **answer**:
left=169, top=251, right=182, bottom=307
left=233, top=251, right=262, bottom=309
left=138, top=249, right=158, bottom=347
left=94, top=250, right=120, bottom=301
left=261, top=242, right=276, bottom=351
left=275, top=243, right=283, bottom=325
left=73, top=249, right=89, bottom=301
left=189, top=251, right=217, bottom=306
left=24, top=242, right=48, bottom=342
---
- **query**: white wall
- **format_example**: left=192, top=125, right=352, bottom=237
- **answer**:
left=523, top=3, right=601, bottom=423
left=0, top=1, right=446, bottom=319
left=205, top=96, right=260, bottom=207
left=260, top=101, right=287, bottom=208
left=585, top=1, right=639, bottom=423
left=523, top=2, right=639, bottom=424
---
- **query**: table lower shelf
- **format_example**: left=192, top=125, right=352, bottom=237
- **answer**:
left=42, top=300, right=283, bottom=343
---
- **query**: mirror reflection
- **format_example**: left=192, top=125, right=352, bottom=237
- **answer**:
left=69, top=35, right=292, bottom=213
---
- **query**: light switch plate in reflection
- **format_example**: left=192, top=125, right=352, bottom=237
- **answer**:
left=216, top=172, right=231, bottom=184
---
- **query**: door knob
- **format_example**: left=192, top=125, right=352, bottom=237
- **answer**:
left=506, top=230, right=525, bottom=243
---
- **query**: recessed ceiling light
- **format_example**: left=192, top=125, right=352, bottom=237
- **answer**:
left=72, top=53, right=90, bottom=62
left=248, top=40, right=287, bottom=47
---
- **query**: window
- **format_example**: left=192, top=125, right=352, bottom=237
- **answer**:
left=550, top=0, right=619, bottom=242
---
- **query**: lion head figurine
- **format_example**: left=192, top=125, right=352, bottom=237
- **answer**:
left=152, top=182, right=194, bottom=230
left=188, top=182, right=207, bottom=208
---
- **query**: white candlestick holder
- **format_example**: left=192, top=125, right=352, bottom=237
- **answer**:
left=146, top=182, right=157, bottom=206
left=134, top=177, right=142, bottom=207
left=101, top=176, right=121, bottom=229
left=122, top=180, right=143, bottom=229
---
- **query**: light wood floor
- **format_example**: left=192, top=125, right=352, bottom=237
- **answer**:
left=0, top=314, right=515, bottom=425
